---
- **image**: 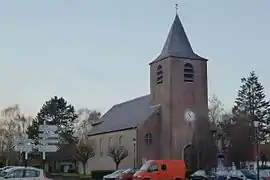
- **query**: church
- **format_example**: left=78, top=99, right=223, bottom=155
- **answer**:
left=87, top=12, right=209, bottom=172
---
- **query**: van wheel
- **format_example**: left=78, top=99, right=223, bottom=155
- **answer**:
left=175, top=178, right=182, bottom=180
left=144, top=178, right=150, bottom=180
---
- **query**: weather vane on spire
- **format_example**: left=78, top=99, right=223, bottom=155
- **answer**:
left=175, top=0, right=179, bottom=14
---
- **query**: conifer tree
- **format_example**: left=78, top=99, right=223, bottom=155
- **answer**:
left=233, top=71, right=270, bottom=141
left=27, top=96, right=78, bottom=143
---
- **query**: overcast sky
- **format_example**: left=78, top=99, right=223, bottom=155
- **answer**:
left=1, top=0, right=270, bottom=116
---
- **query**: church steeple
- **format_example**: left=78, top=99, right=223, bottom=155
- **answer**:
left=152, top=14, right=204, bottom=63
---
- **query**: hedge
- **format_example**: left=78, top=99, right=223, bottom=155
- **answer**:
left=91, top=170, right=114, bottom=180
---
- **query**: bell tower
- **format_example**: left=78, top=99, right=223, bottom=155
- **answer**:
left=149, top=13, right=208, bottom=159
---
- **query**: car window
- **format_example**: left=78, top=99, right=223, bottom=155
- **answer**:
left=229, top=170, right=243, bottom=177
left=149, top=164, right=158, bottom=172
left=111, top=170, right=120, bottom=175
left=25, top=170, right=40, bottom=177
left=161, top=164, right=167, bottom=171
left=123, top=169, right=132, bottom=174
left=240, top=169, right=256, bottom=179
left=7, top=169, right=24, bottom=178
left=140, top=163, right=150, bottom=171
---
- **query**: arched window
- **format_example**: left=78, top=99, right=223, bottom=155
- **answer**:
left=144, top=133, right=153, bottom=145
left=99, top=139, right=103, bottom=157
left=156, top=65, right=163, bottom=84
left=108, top=137, right=112, bottom=147
left=119, top=135, right=124, bottom=145
left=184, top=63, right=194, bottom=83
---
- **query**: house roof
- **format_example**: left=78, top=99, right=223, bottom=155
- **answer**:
left=88, top=95, right=158, bottom=136
left=151, top=14, right=205, bottom=63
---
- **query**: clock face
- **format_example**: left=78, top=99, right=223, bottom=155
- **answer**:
left=184, top=110, right=196, bottom=122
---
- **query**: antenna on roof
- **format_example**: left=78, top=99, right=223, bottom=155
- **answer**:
left=175, top=0, right=179, bottom=15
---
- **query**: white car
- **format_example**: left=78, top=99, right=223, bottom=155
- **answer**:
left=0, top=166, right=48, bottom=180
left=0, top=167, right=14, bottom=172
left=103, top=169, right=125, bottom=180
left=227, top=169, right=257, bottom=180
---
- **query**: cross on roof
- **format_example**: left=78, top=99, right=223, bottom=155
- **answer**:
left=175, top=0, right=179, bottom=14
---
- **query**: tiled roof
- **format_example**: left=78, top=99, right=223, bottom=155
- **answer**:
left=88, top=95, right=157, bottom=136
left=152, top=14, right=205, bottom=63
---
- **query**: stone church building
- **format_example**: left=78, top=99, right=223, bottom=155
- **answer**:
left=88, top=13, right=208, bottom=171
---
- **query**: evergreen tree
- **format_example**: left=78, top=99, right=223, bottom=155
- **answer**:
left=233, top=71, right=270, bottom=141
left=27, top=96, right=78, bottom=143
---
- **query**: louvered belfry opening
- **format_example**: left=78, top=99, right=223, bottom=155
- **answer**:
left=156, top=65, right=163, bottom=84
left=184, top=63, right=194, bottom=83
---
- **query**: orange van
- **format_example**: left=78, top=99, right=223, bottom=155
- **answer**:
left=133, top=160, right=186, bottom=180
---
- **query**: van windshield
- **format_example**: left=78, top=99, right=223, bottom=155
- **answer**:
left=140, top=163, right=150, bottom=171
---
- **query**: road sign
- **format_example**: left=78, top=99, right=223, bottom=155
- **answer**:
left=13, top=144, right=32, bottom=152
left=38, top=145, right=59, bottom=152
left=39, top=125, right=58, bottom=132
left=12, top=138, right=33, bottom=144
left=39, top=139, right=58, bottom=145
left=12, top=138, right=34, bottom=149
left=38, top=132, right=59, bottom=138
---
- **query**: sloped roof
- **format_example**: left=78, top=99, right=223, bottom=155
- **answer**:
left=152, top=14, right=205, bottom=63
left=88, top=95, right=157, bottom=136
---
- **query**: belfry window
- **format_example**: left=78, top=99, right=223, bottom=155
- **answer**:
left=156, top=65, right=163, bottom=84
left=184, top=63, right=194, bottom=83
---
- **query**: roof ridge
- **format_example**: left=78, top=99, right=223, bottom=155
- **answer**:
left=114, top=94, right=149, bottom=107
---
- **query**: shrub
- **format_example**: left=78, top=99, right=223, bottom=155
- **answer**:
left=91, top=170, right=114, bottom=180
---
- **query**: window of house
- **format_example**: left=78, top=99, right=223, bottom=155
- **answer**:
left=119, top=135, right=124, bottom=145
left=100, top=139, right=103, bottom=157
left=144, top=133, right=153, bottom=145
left=156, top=65, right=163, bottom=84
left=108, top=137, right=112, bottom=147
left=184, top=63, right=194, bottom=83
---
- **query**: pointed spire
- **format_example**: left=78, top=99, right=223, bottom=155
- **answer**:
left=152, top=13, right=204, bottom=63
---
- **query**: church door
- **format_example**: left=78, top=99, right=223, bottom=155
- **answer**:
left=183, top=145, right=197, bottom=171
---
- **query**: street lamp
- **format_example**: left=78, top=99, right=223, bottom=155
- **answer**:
left=254, top=120, right=260, bottom=180
left=132, top=138, right=136, bottom=169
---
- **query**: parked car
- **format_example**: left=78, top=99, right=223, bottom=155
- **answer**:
left=103, top=169, right=125, bottom=180
left=116, top=168, right=138, bottom=180
left=259, top=169, right=270, bottom=180
left=191, top=170, right=208, bottom=180
left=0, top=166, right=13, bottom=172
left=227, top=169, right=257, bottom=180
left=133, top=160, right=186, bottom=180
left=0, top=166, right=48, bottom=180
left=191, top=170, right=217, bottom=180
left=216, top=170, right=229, bottom=180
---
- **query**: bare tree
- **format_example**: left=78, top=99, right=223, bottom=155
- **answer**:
left=108, top=144, right=128, bottom=170
left=1, top=105, right=21, bottom=165
left=75, top=137, right=96, bottom=175
left=75, top=109, right=101, bottom=137
left=209, top=95, right=225, bottom=124
left=0, top=105, right=32, bottom=165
